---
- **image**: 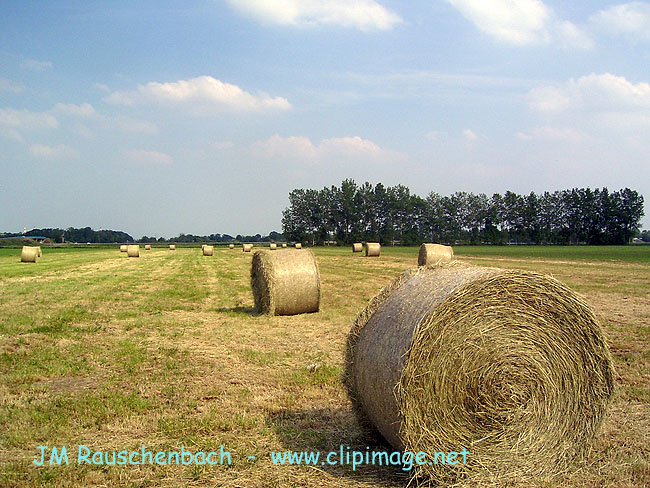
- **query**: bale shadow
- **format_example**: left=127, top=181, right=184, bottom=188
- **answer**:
left=214, top=306, right=260, bottom=316
left=266, top=407, right=410, bottom=486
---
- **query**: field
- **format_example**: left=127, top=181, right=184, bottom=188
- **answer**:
left=1, top=245, right=648, bottom=487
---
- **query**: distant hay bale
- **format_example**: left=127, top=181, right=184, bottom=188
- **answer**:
left=229, top=243, right=235, bottom=249
left=250, top=249, right=320, bottom=315
left=243, top=243, right=253, bottom=252
left=169, top=245, right=176, bottom=250
left=365, top=242, right=380, bottom=257
left=127, top=245, right=140, bottom=258
left=282, top=243, right=287, bottom=248
left=20, top=246, right=38, bottom=263
left=36, top=246, right=42, bottom=257
left=295, top=243, right=302, bottom=249
left=120, top=245, right=127, bottom=252
left=203, top=245, right=214, bottom=256
left=352, top=243, right=363, bottom=253
left=418, top=243, right=454, bottom=266
left=269, top=243, right=277, bottom=250
left=145, top=244, right=151, bottom=250
left=345, top=262, right=614, bottom=485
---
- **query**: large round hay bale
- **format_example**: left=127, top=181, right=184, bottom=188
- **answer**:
left=294, top=243, right=302, bottom=249
left=242, top=243, right=253, bottom=252
left=229, top=243, right=235, bottom=249
left=20, top=246, right=38, bottom=263
left=269, top=243, right=277, bottom=250
left=352, top=243, right=362, bottom=253
left=145, top=244, right=151, bottom=250
left=345, top=262, right=614, bottom=485
left=418, top=243, right=454, bottom=266
left=202, top=245, right=214, bottom=256
left=169, top=244, right=176, bottom=250
left=281, top=243, right=287, bottom=248
left=365, top=242, right=380, bottom=257
left=251, top=249, right=320, bottom=315
left=120, top=245, right=127, bottom=252
left=127, top=245, right=140, bottom=257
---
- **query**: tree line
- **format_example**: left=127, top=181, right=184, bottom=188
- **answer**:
left=282, top=180, right=645, bottom=246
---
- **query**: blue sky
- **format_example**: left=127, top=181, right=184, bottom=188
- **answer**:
left=1, top=0, right=649, bottom=237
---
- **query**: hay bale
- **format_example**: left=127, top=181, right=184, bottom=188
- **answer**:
left=269, top=243, right=277, bottom=250
left=251, top=249, right=320, bottom=315
left=169, top=244, right=176, bottom=250
left=345, top=262, right=614, bottom=485
left=127, top=245, right=140, bottom=257
left=418, top=243, right=454, bottom=266
left=120, top=245, right=127, bottom=252
left=352, top=243, right=362, bottom=253
left=229, top=243, right=235, bottom=249
left=365, top=242, right=380, bottom=257
left=145, top=244, right=151, bottom=250
left=36, top=246, right=42, bottom=257
left=295, top=243, right=302, bottom=249
left=282, top=243, right=287, bottom=248
left=242, top=243, right=253, bottom=252
left=20, top=246, right=38, bottom=263
left=203, top=245, right=214, bottom=256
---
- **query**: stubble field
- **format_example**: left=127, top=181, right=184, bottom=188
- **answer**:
left=0, top=245, right=648, bottom=487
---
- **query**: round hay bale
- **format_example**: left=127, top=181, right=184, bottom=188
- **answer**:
left=352, top=243, right=363, bottom=253
left=281, top=243, right=287, bottom=248
left=36, top=246, right=42, bottom=257
left=242, top=243, right=253, bottom=252
left=418, top=243, right=454, bottom=266
left=294, top=243, right=302, bottom=249
left=127, top=245, right=140, bottom=257
left=169, top=244, right=176, bottom=250
left=145, top=244, right=151, bottom=250
left=120, top=245, right=127, bottom=252
left=365, top=242, right=380, bottom=257
left=203, top=245, right=214, bottom=256
left=345, top=262, right=614, bottom=485
left=269, top=243, right=277, bottom=250
left=20, top=246, right=38, bottom=263
left=229, top=243, right=235, bottom=249
left=251, top=249, right=320, bottom=315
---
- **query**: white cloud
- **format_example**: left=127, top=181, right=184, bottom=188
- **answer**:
left=462, top=128, right=478, bottom=141
left=30, top=143, right=79, bottom=159
left=590, top=2, right=650, bottom=41
left=20, top=59, right=53, bottom=71
left=445, top=0, right=592, bottom=48
left=0, top=108, right=59, bottom=130
left=225, top=0, right=402, bottom=31
left=0, top=78, right=24, bottom=93
left=0, top=128, right=24, bottom=143
left=527, top=73, right=650, bottom=114
left=105, top=76, right=291, bottom=112
left=53, top=103, right=98, bottom=118
left=516, top=126, right=589, bottom=142
left=252, top=134, right=400, bottom=163
left=124, top=150, right=173, bottom=166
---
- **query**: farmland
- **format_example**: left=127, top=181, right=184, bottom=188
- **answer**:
left=0, top=245, right=648, bottom=487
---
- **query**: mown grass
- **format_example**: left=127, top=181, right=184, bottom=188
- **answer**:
left=0, top=245, right=648, bottom=487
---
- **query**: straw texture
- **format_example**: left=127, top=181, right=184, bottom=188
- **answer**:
left=365, top=242, right=380, bottom=257
left=345, top=262, right=614, bottom=485
left=352, top=243, right=363, bottom=252
left=203, top=245, right=214, bottom=256
left=127, top=245, right=140, bottom=257
left=250, top=249, right=320, bottom=316
left=418, top=243, right=454, bottom=266
left=20, top=246, right=38, bottom=263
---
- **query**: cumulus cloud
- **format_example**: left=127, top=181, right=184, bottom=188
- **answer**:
left=30, top=143, right=79, bottom=159
left=589, top=2, right=650, bottom=41
left=105, top=76, right=291, bottom=112
left=225, top=0, right=402, bottom=31
left=445, top=0, right=592, bottom=48
left=252, top=134, right=400, bottom=163
left=124, top=149, right=173, bottom=166
left=20, top=59, right=53, bottom=71
left=0, top=108, right=59, bottom=130
left=53, top=102, right=98, bottom=118
left=462, top=129, right=479, bottom=141
left=527, top=73, right=650, bottom=114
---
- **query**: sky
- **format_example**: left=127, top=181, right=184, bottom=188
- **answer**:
left=1, top=0, right=649, bottom=238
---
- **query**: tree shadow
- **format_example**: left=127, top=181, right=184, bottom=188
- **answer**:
left=266, top=406, right=411, bottom=486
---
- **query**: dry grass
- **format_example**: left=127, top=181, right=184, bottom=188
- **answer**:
left=0, top=246, right=647, bottom=487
